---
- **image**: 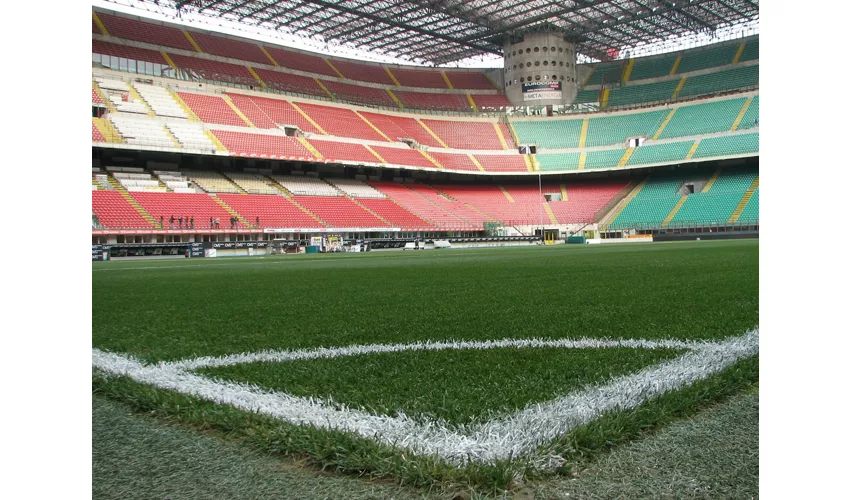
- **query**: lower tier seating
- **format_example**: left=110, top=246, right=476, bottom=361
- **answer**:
left=293, top=196, right=389, bottom=227
left=131, top=192, right=234, bottom=229
left=548, top=181, right=630, bottom=223
left=217, top=194, right=322, bottom=228
left=91, top=190, right=154, bottom=228
left=610, top=170, right=713, bottom=229
left=357, top=198, right=433, bottom=228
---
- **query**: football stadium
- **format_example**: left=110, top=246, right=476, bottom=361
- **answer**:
left=91, top=0, right=760, bottom=496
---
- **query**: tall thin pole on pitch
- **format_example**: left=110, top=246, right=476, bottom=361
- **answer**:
left=538, top=172, right=543, bottom=238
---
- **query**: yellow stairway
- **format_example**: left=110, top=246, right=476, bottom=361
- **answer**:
left=107, top=177, right=161, bottom=228
left=728, top=176, right=759, bottom=223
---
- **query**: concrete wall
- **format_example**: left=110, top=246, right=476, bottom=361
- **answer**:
left=503, top=33, right=578, bottom=107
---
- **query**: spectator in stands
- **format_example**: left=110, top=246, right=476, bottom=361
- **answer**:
left=256, top=216, right=260, bottom=227
left=190, top=217, right=194, bottom=229
left=169, top=215, right=175, bottom=229
left=215, top=217, right=220, bottom=229
left=178, top=216, right=183, bottom=229
left=159, top=216, right=164, bottom=228
left=209, top=217, right=213, bottom=228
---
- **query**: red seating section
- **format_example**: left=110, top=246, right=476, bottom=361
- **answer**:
left=369, top=146, right=436, bottom=168
left=296, top=103, right=386, bottom=141
left=243, top=96, right=321, bottom=133
left=405, top=183, right=492, bottom=226
left=357, top=199, right=433, bottom=229
left=92, top=89, right=103, bottom=104
left=92, top=40, right=168, bottom=64
left=429, top=152, right=480, bottom=172
left=396, top=91, right=469, bottom=112
left=358, top=112, right=435, bottom=146
left=92, top=122, right=105, bottom=142
left=96, top=13, right=196, bottom=52
left=390, top=68, right=447, bottom=89
left=217, top=194, right=322, bottom=228
left=475, top=155, right=528, bottom=172
left=263, top=46, right=337, bottom=77
left=293, top=196, right=389, bottom=227
left=471, top=94, right=512, bottom=109
left=422, top=120, right=511, bottom=150
left=92, top=190, right=154, bottom=229
left=547, top=181, right=630, bottom=223
left=168, top=54, right=258, bottom=87
left=322, top=80, right=396, bottom=108
left=225, top=93, right=277, bottom=129
left=308, top=140, right=381, bottom=164
left=178, top=92, right=245, bottom=126
left=445, top=71, right=495, bottom=90
left=131, top=192, right=233, bottom=229
left=434, top=185, right=538, bottom=225
left=369, top=182, right=468, bottom=227
left=190, top=32, right=271, bottom=65
left=211, top=130, right=314, bottom=159
left=331, top=59, right=394, bottom=85
left=253, top=68, right=326, bottom=97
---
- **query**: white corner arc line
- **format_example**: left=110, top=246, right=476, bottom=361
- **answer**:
left=92, top=329, right=758, bottom=469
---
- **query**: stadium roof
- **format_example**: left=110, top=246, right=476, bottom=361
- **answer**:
left=156, top=0, right=759, bottom=65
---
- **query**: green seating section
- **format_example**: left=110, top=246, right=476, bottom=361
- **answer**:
left=537, top=152, right=580, bottom=171
left=738, top=39, right=759, bottom=62
left=607, top=79, right=679, bottom=107
left=585, top=110, right=667, bottom=147
left=737, top=96, right=759, bottom=130
left=659, top=98, right=746, bottom=139
left=513, top=119, right=582, bottom=149
left=584, top=63, right=623, bottom=86
left=678, top=65, right=758, bottom=99
left=738, top=187, right=759, bottom=223
left=692, top=132, right=759, bottom=159
left=676, top=43, right=740, bottom=74
left=585, top=148, right=626, bottom=170
left=626, top=140, right=694, bottom=166
left=611, top=170, right=711, bottom=229
left=670, top=167, right=758, bottom=224
left=575, top=88, right=600, bottom=103
left=629, top=54, right=678, bottom=81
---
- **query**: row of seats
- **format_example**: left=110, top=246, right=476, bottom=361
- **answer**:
left=670, top=168, right=758, bottom=225
left=109, top=114, right=175, bottom=148
left=133, top=83, right=187, bottom=118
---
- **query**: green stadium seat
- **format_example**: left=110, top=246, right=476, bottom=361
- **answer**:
left=536, top=152, right=580, bottom=171
left=738, top=96, right=759, bottom=130
left=626, top=141, right=694, bottom=166
left=692, top=133, right=759, bottom=158
left=584, top=62, right=623, bottom=85
left=677, top=65, right=758, bottom=100
left=607, top=80, right=679, bottom=107
left=585, top=148, right=626, bottom=170
left=659, top=98, right=747, bottom=139
left=670, top=168, right=758, bottom=224
left=738, top=187, right=759, bottom=223
left=677, top=43, right=740, bottom=74
left=738, top=39, right=759, bottom=62
left=629, top=54, right=678, bottom=81
left=610, top=170, right=712, bottom=229
left=512, top=119, right=582, bottom=149
left=585, top=110, right=668, bottom=147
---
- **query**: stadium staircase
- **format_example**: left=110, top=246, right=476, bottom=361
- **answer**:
left=210, top=194, right=254, bottom=228
left=106, top=176, right=162, bottom=228
left=728, top=176, right=759, bottom=223
left=598, top=178, right=648, bottom=228
left=322, top=179, right=393, bottom=226
left=263, top=179, right=328, bottom=226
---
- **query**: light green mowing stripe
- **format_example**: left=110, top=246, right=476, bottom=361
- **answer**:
left=629, top=54, right=679, bottom=81
left=626, top=140, right=694, bottom=166
left=513, top=119, right=583, bottom=149
left=677, top=65, right=759, bottom=100
left=585, top=109, right=668, bottom=147
left=659, top=98, right=747, bottom=140
left=606, top=80, right=679, bottom=107
left=692, top=132, right=759, bottom=159
left=584, top=148, right=627, bottom=170
left=677, top=43, right=741, bottom=73
left=537, top=152, right=581, bottom=171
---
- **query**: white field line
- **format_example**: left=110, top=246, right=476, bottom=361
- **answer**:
left=92, top=329, right=758, bottom=469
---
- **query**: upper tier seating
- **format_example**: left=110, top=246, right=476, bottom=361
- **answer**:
left=225, top=93, right=278, bottom=129
left=273, top=175, right=340, bottom=197
left=584, top=63, right=623, bottom=86
left=91, top=40, right=168, bottom=65
left=262, top=46, right=337, bottom=77
left=308, top=140, right=381, bottom=164
left=217, top=193, right=322, bottom=228
left=513, top=119, right=582, bottom=149
left=547, top=181, right=631, bottom=223
left=611, top=170, right=712, bottom=229
left=252, top=68, right=327, bottom=97
left=330, top=59, right=394, bottom=85
left=677, top=65, right=758, bottom=99
left=92, top=190, right=154, bottom=228
left=369, top=181, right=468, bottom=227
left=168, top=54, right=258, bottom=87
left=395, top=91, right=469, bottom=112
left=184, top=171, right=241, bottom=194
left=586, top=110, right=668, bottom=147
left=606, top=80, right=679, bottom=107
left=359, top=112, right=435, bottom=146
left=670, top=167, right=757, bottom=225
left=445, top=71, right=496, bottom=90
left=177, top=92, right=246, bottom=127
left=628, top=54, right=678, bottom=81
left=422, top=120, right=514, bottom=150
left=295, top=103, right=387, bottom=141
left=109, top=114, right=175, bottom=149
left=357, top=199, right=433, bottom=228
left=429, top=152, right=480, bottom=172
left=676, top=43, right=740, bottom=74
left=322, top=81, right=396, bottom=108
left=293, top=196, right=389, bottom=227
left=692, top=133, right=759, bottom=159
left=189, top=32, right=271, bottom=65
left=738, top=39, right=759, bottom=62
left=133, top=83, right=187, bottom=118
left=369, top=146, right=436, bottom=168
left=659, top=98, right=746, bottom=139
left=225, top=172, right=279, bottom=195
left=131, top=192, right=234, bottom=228
left=240, top=95, right=322, bottom=133
left=114, top=172, right=164, bottom=192
left=471, top=94, right=512, bottom=110
left=95, top=12, right=196, bottom=51
left=328, top=178, right=385, bottom=198
left=390, top=68, right=447, bottom=89
left=584, top=148, right=627, bottom=170
left=536, top=152, right=580, bottom=171
left=738, top=96, right=759, bottom=130
left=94, top=77, right=149, bottom=114
left=211, top=131, right=313, bottom=159
left=475, top=154, right=528, bottom=172
left=626, top=140, right=694, bottom=166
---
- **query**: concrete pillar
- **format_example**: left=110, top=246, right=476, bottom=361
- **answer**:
left=503, top=32, right=579, bottom=107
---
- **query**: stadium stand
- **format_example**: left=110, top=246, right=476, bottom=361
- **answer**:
left=307, top=139, right=382, bottom=164
left=610, top=170, right=713, bottom=228
left=357, top=198, right=434, bottom=228
left=108, top=114, right=175, bottom=149
left=628, top=54, right=678, bottom=81
left=421, top=120, right=513, bottom=150
left=224, top=173, right=280, bottom=195
left=692, top=132, right=759, bottom=158
left=536, top=152, right=581, bottom=171
left=252, top=68, right=327, bottom=97
left=676, top=43, right=740, bottom=74
left=737, top=96, right=759, bottom=130
left=658, top=98, right=747, bottom=139
left=738, top=39, right=759, bottom=62
left=134, top=83, right=188, bottom=118
left=321, top=81, right=397, bottom=108
left=328, top=178, right=385, bottom=198
left=626, top=140, right=694, bottom=166
left=262, top=46, right=338, bottom=77
left=223, top=93, right=278, bottom=129
left=359, top=112, right=438, bottom=146
left=91, top=190, right=154, bottom=228
left=369, top=146, right=436, bottom=168
left=368, top=181, right=469, bottom=227
left=585, top=110, right=668, bottom=147
left=548, top=180, right=632, bottom=223
left=512, top=119, right=582, bottom=149
left=273, top=175, right=340, bottom=197
left=390, top=68, right=448, bottom=88
left=211, top=131, right=314, bottom=159
left=405, top=183, right=493, bottom=225
left=216, top=193, right=321, bottom=228
left=444, top=71, right=496, bottom=90
left=670, top=167, right=758, bottom=224
left=584, top=62, right=623, bottom=85
left=677, top=65, right=758, bottom=99
left=395, top=91, right=470, bottom=112
left=188, top=32, right=271, bottom=65
left=585, top=148, right=628, bottom=170
left=237, top=95, right=322, bottom=133
left=474, top=154, right=529, bottom=172
left=91, top=39, right=168, bottom=65
left=293, top=196, right=389, bottom=227
left=330, top=59, right=394, bottom=85
left=738, top=187, right=759, bottom=221
left=167, top=54, right=258, bottom=87
left=131, top=192, right=235, bottom=228
left=606, top=80, right=679, bottom=107
left=428, top=152, right=481, bottom=172
left=184, top=171, right=242, bottom=194
left=295, top=102, right=388, bottom=141
left=95, top=12, right=196, bottom=51
left=177, top=92, right=248, bottom=127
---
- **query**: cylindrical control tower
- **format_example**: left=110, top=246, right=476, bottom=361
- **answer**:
left=503, top=32, right=579, bottom=107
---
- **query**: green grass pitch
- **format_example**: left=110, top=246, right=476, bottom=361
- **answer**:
left=92, top=240, right=759, bottom=493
